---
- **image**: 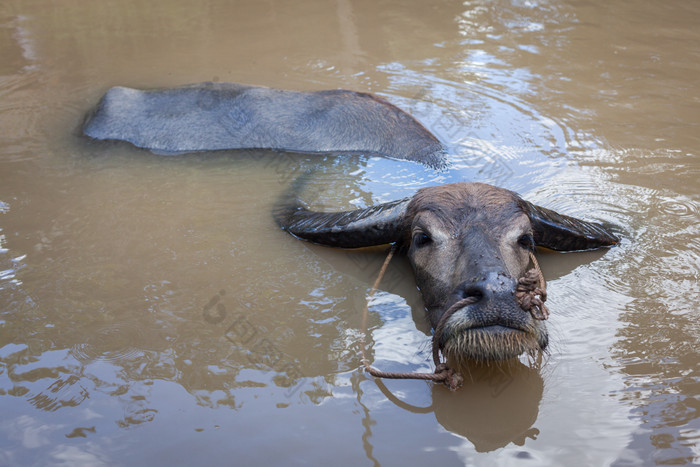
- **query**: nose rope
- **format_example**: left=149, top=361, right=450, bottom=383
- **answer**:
left=359, top=247, right=548, bottom=391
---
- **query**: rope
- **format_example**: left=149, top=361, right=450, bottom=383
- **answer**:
left=359, top=247, right=548, bottom=391
left=516, top=251, right=549, bottom=320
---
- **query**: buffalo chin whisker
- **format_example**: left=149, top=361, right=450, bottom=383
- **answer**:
left=442, top=328, right=542, bottom=367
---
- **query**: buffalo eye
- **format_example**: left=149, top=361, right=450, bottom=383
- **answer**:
left=518, top=233, right=535, bottom=251
left=412, top=231, right=432, bottom=248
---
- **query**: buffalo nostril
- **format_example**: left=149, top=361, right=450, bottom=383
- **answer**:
left=460, top=285, right=484, bottom=302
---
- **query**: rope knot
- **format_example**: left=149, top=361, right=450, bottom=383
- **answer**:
left=515, top=252, right=549, bottom=320
left=434, top=363, right=464, bottom=390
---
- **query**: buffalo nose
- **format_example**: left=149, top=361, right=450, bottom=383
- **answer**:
left=457, top=272, right=515, bottom=303
left=459, top=283, right=485, bottom=302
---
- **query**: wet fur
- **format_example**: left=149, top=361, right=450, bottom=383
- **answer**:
left=442, top=326, right=543, bottom=366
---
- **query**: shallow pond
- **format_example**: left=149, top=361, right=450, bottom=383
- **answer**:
left=0, top=0, right=698, bottom=465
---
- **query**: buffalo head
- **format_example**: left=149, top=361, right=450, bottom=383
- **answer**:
left=275, top=182, right=618, bottom=364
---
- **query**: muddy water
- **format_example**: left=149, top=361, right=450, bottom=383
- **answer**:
left=0, top=0, right=698, bottom=465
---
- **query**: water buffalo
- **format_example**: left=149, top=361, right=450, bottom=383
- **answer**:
left=83, top=82, right=619, bottom=364
left=274, top=181, right=618, bottom=364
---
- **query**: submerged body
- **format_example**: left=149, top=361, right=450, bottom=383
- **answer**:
left=83, top=82, right=446, bottom=168
left=84, top=82, right=619, bottom=363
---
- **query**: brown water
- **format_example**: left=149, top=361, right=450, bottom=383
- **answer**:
left=0, top=0, right=698, bottom=465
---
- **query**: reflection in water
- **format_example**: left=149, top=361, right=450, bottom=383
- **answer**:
left=372, top=362, right=543, bottom=453
left=434, top=364, right=543, bottom=452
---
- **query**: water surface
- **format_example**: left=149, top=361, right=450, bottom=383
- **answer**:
left=0, top=0, right=698, bottom=465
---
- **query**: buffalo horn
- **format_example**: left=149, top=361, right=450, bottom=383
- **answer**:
left=274, top=197, right=411, bottom=248
left=522, top=201, right=620, bottom=251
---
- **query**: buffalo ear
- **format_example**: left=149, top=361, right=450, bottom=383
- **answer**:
left=521, top=201, right=619, bottom=252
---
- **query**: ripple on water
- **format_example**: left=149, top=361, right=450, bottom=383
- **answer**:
left=0, top=71, right=46, bottom=162
left=655, top=196, right=699, bottom=222
left=375, top=66, right=589, bottom=194
left=567, top=181, right=700, bottom=319
left=70, top=323, right=148, bottom=364
left=0, top=222, right=28, bottom=292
